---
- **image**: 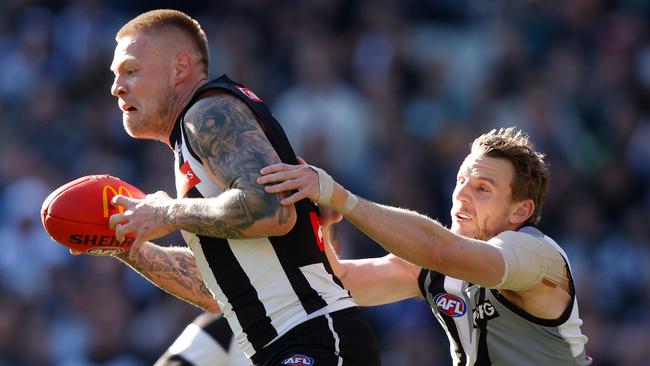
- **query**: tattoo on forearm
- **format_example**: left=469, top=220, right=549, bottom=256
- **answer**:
left=120, top=246, right=212, bottom=308
left=179, top=93, right=292, bottom=237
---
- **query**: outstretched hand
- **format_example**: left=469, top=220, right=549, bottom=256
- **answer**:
left=257, top=157, right=322, bottom=205
left=109, top=190, right=176, bottom=261
left=258, top=158, right=359, bottom=215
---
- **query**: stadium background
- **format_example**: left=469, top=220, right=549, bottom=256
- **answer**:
left=1, top=0, right=649, bottom=365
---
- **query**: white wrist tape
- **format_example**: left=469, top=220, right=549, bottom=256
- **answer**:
left=309, top=165, right=359, bottom=215
left=310, top=165, right=334, bottom=205
left=339, top=191, right=359, bottom=215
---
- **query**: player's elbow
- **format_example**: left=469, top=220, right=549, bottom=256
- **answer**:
left=191, top=296, right=222, bottom=314
left=248, top=201, right=297, bottom=237
left=204, top=301, right=222, bottom=314
left=270, top=203, right=297, bottom=236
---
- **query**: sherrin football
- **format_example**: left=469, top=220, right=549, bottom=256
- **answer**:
left=41, top=174, right=145, bottom=255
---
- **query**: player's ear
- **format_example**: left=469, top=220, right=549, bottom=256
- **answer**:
left=510, top=199, right=534, bottom=225
left=173, top=52, right=192, bottom=79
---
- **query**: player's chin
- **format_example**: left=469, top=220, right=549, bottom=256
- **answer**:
left=122, top=118, right=144, bottom=138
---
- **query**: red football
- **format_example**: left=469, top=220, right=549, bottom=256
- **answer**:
left=41, top=174, right=145, bottom=255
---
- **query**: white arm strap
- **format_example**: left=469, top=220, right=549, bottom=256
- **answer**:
left=488, top=231, right=568, bottom=291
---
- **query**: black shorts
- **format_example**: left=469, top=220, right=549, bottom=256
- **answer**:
left=251, top=307, right=381, bottom=366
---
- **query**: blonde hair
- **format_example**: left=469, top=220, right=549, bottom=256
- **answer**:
left=471, top=127, right=549, bottom=226
left=116, top=9, right=209, bottom=73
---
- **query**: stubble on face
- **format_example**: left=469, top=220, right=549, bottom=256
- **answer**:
left=123, top=85, right=175, bottom=139
left=115, top=34, right=179, bottom=141
left=451, top=216, right=500, bottom=241
left=450, top=154, right=518, bottom=241
left=475, top=215, right=500, bottom=241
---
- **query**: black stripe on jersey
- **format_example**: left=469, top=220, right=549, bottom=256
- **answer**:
left=322, top=253, right=345, bottom=290
left=267, top=198, right=347, bottom=314
left=185, top=183, right=277, bottom=352
left=169, top=119, right=182, bottom=151
left=193, top=314, right=234, bottom=350
left=184, top=186, right=203, bottom=199
left=269, top=235, right=328, bottom=314
left=200, top=234, right=278, bottom=351
left=475, top=288, right=491, bottom=366
left=159, top=354, right=192, bottom=366
left=421, top=270, right=466, bottom=366
left=417, top=268, right=430, bottom=298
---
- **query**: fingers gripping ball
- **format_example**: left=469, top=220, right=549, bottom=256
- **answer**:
left=41, top=175, right=145, bottom=255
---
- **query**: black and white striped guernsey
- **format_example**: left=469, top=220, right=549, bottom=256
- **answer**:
left=169, top=75, right=357, bottom=358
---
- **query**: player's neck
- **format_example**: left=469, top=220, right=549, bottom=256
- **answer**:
left=162, top=76, right=209, bottom=148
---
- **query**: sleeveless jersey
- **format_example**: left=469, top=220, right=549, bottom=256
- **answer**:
left=418, top=226, right=591, bottom=366
left=169, top=75, right=356, bottom=358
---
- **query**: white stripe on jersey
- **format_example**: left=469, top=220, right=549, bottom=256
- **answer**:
left=185, top=231, right=355, bottom=358
left=299, top=263, right=352, bottom=305
left=325, top=313, right=343, bottom=366
left=421, top=275, right=461, bottom=366
left=443, top=276, right=476, bottom=366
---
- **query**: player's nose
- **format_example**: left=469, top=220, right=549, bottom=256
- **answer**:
left=453, top=182, right=471, bottom=204
left=111, top=77, right=127, bottom=97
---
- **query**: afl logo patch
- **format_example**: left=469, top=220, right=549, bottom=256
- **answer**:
left=434, top=293, right=467, bottom=317
left=87, top=247, right=124, bottom=256
left=281, top=354, right=314, bottom=365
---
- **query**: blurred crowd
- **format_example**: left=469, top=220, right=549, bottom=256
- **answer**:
left=1, top=0, right=650, bottom=365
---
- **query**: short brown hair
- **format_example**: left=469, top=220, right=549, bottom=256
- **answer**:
left=116, top=9, right=209, bottom=73
left=471, top=127, right=549, bottom=226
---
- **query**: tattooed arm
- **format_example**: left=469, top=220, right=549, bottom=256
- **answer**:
left=113, top=241, right=221, bottom=313
left=165, top=91, right=296, bottom=239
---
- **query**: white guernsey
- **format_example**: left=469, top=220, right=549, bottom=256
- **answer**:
left=420, top=226, right=590, bottom=366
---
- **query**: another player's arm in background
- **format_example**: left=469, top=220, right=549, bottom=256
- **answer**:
left=163, top=91, right=296, bottom=239
left=259, top=163, right=505, bottom=288
left=114, top=242, right=220, bottom=313
left=322, top=222, right=422, bottom=306
left=332, top=252, right=422, bottom=306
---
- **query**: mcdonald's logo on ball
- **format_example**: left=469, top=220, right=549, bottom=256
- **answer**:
left=41, top=175, right=145, bottom=253
left=102, top=184, right=137, bottom=218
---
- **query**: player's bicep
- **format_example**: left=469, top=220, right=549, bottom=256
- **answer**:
left=183, top=92, right=281, bottom=190
left=183, top=92, right=294, bottom=229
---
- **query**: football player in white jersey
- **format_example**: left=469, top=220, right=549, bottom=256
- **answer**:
left=258, top=128, right=592, bottom=366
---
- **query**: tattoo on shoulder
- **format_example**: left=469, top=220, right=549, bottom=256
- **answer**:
left=179, top=93, right=291, bottom=237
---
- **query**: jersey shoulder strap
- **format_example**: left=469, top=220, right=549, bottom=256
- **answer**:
left=193, top=75, right=300, bottom=165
